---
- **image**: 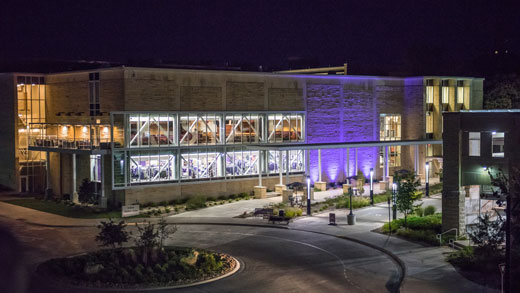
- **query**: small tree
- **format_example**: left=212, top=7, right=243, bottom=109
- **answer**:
left=134, top=221, right=159, bottom=265
left=469, top=214, right=505, bottom=256
left=95, top=219, right=130, bottom=250
left=356, top=170, right=366, bottom=195
left=394, top=169, right=421, bottom=228
left=157, top=217, right=177, bottom=248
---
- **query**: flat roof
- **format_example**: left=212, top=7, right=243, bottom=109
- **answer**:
left=245, top=139, right=442, bottom=151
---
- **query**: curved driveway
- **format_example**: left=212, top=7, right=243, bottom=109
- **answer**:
left=169, top=225, right=400, bottom=293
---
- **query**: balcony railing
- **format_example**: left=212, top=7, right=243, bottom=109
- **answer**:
left=28, top=123, right=111, bottom=150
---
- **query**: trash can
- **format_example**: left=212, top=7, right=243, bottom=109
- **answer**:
left=279, top=209, right=285, bottom=217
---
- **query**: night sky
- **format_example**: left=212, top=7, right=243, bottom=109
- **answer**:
left=1, top=0, right=519, bottom=76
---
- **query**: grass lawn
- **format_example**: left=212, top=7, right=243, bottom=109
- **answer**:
left=1, top=199, right=124, bottom=219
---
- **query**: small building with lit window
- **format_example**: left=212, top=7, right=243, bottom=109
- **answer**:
left=0, top=67, right=483, bottom=206
left=442, top=110, right=519, bottom=234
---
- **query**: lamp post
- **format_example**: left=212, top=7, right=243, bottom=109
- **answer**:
left=369, top=168, right=374, bottom=205
left=306, top=175, right=311, bottom=216
left=425, top=162, right=430, bottom=197
left=392, top=182, right=397, bottom=220
left=347, top=187, right=356, bottom=225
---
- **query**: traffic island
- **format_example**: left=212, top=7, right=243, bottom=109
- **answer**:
left=35, top=246, right=239, bottom=291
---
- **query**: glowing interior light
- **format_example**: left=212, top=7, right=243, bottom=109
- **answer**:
left=483, top=166, right=488, bottom=171
left=103, top=126, right=109, bottom=133
left=492, top=131, right=497, bottom=135
left=82, top=126, right=88, bottom=133
left=62, top=126, right=68, bottom=134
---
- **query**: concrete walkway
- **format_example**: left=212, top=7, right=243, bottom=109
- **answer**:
left=0, top=193, right=496, bottom=292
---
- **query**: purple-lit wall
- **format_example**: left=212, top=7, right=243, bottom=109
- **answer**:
left=305, top=77, right=425, bottom=184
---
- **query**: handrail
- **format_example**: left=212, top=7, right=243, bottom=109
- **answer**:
left=436, top=228, right=458, bottom=246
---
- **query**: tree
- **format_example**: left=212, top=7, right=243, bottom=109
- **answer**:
left=95, top=219, right=130, bottom=250
left=157, top=217, right=177, bottom=248
left=488, top=168, right=520, bottom=291
left=484, top=74, right=520, bottom=109
left=393, top=169, right=421, bottom=228
left=469, top=214, right=505, bottom=256
left=356, top=170, right=366, bottom=195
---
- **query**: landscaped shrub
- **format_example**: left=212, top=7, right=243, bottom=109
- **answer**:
left=396, top=228, right=438, bottom=245
left=414, top=206, right=424, bottom=217
left=95, top=219, right=130, bottom=249
left=185, top=195, right=207, bottom=210
left=284, top=207, right=302, bottom=218
left=424, top=205, right=436, bottom=216
left=382, top=213, right=442, bottom=234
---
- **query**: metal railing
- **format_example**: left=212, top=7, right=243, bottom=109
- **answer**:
left=28, top=123, right=111, bottom=150
left=436, top=228, right=458, bottom=246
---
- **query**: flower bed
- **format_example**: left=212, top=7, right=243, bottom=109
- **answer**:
left=37, top=246, right=237, bottom=289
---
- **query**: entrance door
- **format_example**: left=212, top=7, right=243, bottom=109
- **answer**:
left=20, top=176, right=28, bottom=193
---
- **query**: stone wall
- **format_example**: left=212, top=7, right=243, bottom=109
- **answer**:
left=123, top=175, right=303, bottom=205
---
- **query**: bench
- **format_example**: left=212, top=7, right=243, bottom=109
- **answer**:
left=268, top=215, right=291, bottom=224
left=254, top=208, right=274, bottom=219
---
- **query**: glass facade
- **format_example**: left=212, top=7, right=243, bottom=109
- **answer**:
left=17, top=76, right=46, bottom=193
left=112, top=112, right=305, bottom=188
left=379, top=114, right=401, bottom=167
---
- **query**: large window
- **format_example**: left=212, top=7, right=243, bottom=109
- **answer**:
left=89, top=72, right=100, bottom=116
left=111, top=111, right=305, bottom=188
left=426, top=79, right=434, bottom=104
left=225, top=114, right=263, bottom=144
left=225, top=148, right=259, bottom=177
left=267, top=114, right=304, bottom=143
left=457, top=80, right=465, bottom=104
left=180, top=149, right=223, bottom=180
left=129, top=114, right=176, bottom=148
left=441, top=80, right=449, bottom=104
left=426, top=111, right=433, bottom=134
left=129, top=150, right=176, bottom=184
left=17, top=76, right=46, bottom=193
left=469, top=132, right=480, bottom=156
left=380, top=114, right=401, bottom=167
left=267, top=150, right=305, bottom=174
left=492, top=132, right=505, bottom=158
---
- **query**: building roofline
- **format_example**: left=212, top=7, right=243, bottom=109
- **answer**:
left=1, top=66, right=484, bottom=81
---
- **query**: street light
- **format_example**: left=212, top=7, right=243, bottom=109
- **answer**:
left=306, top=175, right=311, bottom=216
left=392, top=182, right=397, bottom=220
left=369, top=168, right=374, bottom=205
left=425, top=162, right=430, bottom=197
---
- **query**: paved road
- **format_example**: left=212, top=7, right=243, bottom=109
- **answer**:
left=0, top=215, right=400, bottom=293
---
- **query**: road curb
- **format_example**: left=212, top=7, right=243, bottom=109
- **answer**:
left=288, top=227, right=406, bottom=293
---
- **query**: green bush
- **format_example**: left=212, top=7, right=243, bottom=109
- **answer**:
left=284, top=207, right=303, bottom=218
left=382, top=213, right=442, bottom=233
left=185, top=195, right=207, bottom=210
left=414, top=206, right=424, bottom=217
left=424, top=205, right=436, bottom=216
left=396, top=229, right=438, bottom=245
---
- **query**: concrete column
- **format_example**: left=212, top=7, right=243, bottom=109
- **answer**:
left=355, top=148, right=358, bottom=174
left=315, top=148, right=327, bottom=191
left=318, top=149, right=322, bottom=182
left=100, top=155, right=107, bottom=208
left=258, top=152, right=262, bottom=186
left=346, top=148, right=350, bottom=178
left=384, top=146, right=389, bottom=178
left=414, top=145, right=419, bottom=174
left=45, top=151, right=52, bottom=197
left=275, top=150, right=286, bottom=193
left=279, top=150, right=283, bottom=184
left=72, top=153, right=79, bottom=203
left=285, top=150, right=290, bottom=186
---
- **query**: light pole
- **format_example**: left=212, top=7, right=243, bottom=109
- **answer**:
left=392, top=182, right=397, bottom=220
left=306, top=175, right=311, bottom=216
left=369, top=168, right=374, bottom=205
left=387, top=195, right=392, bottom=235
left=347, top=187, right=356, bottom=225
left=425, top=162, right=430, bottom=197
